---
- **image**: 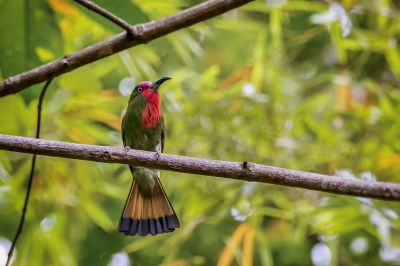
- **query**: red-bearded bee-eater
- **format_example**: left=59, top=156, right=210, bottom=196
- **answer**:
left=119, top=77, right=180, bottom=236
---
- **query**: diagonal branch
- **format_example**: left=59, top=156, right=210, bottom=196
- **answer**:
left=0, top=0, right=253, bottom=97
left=0, top=134, right=399, bottom=201
left=73, top=0, right=134, bottom=35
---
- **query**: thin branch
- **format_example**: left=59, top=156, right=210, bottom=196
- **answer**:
left=6, top=79, right=53, bottom=266
left=0, top=134, right=399, bottom=201
left=0, top=0, right=253, bottom=97
left=73, top=0, right=134, bottom=35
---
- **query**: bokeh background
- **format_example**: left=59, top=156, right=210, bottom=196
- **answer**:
left=1, top=0, right=400, bottom=265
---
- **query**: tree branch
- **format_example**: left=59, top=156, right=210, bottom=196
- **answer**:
left=1, top=134, right=399, bottom=201
left=0, top=0, right=253, bottom=97
left=6, top=79, right=53, bottom=266
left=73, top=0, right=134, bottom=35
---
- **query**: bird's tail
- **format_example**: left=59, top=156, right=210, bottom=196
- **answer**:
left=118, top=178, right=180, bottom=236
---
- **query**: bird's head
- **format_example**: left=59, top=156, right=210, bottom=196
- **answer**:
left=131, top=77, right=171, bottom=96
left=128, top=77, right=171, bottom=105
left=127, top=77, right=171, bottom=128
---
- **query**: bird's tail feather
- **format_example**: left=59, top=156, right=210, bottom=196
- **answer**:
left=118, top=179, right=180, bottom=236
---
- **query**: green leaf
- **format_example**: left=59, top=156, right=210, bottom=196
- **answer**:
left=0, top=0, right=63, bottom=77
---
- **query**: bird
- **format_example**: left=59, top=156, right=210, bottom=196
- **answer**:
left=118, top=77, right=180, bottom=236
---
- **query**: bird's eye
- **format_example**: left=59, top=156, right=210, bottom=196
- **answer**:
left=137, top=87, right=143, bottom=93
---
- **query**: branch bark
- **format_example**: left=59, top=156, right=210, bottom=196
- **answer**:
left=1, top=134, right=399, bottom=201
left=73, top=0, right=134, bottom=35
left=0, top=0, right=253, bottom=97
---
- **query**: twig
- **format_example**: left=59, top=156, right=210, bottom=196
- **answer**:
left=0, top=134, right=399, bottom=201
left=6, top=79, right=53, bottom=266
left=0, top=0, right=254, bottom=97
left=73, top=0, right=135, bottom=36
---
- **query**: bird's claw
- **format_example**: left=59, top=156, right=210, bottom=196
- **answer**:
left=154, top=151, right=162, bottom=160
left=123, top=146, right=130, bottom=153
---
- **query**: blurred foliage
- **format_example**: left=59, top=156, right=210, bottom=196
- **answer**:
left=1, top=0, right=400, bottom=265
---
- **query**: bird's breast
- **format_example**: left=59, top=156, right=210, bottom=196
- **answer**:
left=122, top=97, right=162, bottom=151
left=141, top=102, right=161, bottom=129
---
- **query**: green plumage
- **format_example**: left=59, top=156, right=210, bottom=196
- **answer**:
left=121, top=90, right=164, bottom=197
left=119, top=77, right=179, bottom=236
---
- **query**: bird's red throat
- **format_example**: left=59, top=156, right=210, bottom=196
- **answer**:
left=141, top=90, right=161, bottom=129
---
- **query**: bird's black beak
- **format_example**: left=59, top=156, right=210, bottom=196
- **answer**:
left=151, top=77, right=171, bottom=91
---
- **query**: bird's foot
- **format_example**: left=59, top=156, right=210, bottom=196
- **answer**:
left=154, top=151, right=162, bottom=160
left=123, top=146, right=130, bottom=153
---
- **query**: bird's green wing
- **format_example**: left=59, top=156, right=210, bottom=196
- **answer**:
left=122, top=131, right=126, bottom=147
left=161, top=116, right=164, bottom=153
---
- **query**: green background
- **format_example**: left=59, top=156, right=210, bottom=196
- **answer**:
left=1, top=0, right=400, bottom=265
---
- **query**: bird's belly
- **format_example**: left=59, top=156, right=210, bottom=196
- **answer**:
left=125, top=127, right=160, bottom=151
left=122, top=113, right=162, bottom=195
